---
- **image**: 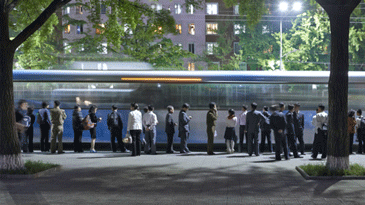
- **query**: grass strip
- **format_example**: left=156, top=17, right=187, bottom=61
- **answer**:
left=0, top=160, right=59, bottom=175
left=299, top=163, right=365, bottom=176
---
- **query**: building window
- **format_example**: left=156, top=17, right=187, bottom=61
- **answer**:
left=64, top=42, right=71, bottom=54
left=76, top=24, right=83, bottom=34
left=76, top=5, right=83, bottom=14
left=262, top=25, right=270, bottom=34
left=176, top=24, right=182, bottom=34
left=151, top=4, right=162, bottom=11
left=188, top=5, right=194, bottom=14
left=206, top=23, right=218, bottom=35
left=206, top=3, right=218, bottom=15
left=175, top=4, right=181, bottom=14
left=100, top=43, right=107, bottom=54
left=124, top=24, right=133, bottom=35
left=234, top=42, right=242, bottom=54
left=96, top=24, right=105, bottom=34
left=64, top=24, right=71, bottom=34
left=101, top=4, right=107, bottom=14
left=188, top=24, right=195, bottom=35
left=234, top=24, right=245, bottom=35
left=234, top=5, right=239, bottom=15
left=206, top=42, right=218, bottom=55
left=188, top=62, right=195, bottom=71
left=188, top=43, right=195, bottom=54
left=64, top=6, right=70, bottom=14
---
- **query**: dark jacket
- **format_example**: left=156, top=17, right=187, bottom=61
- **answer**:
left=38, top=108, right=52, bottom=126
left=293, top=111, right=304, bottom=133
left=107, top=111, right=123, bottom=131
left=246, top=110, right=265, bottom=133
left=285, top=112, right=296, bottom=135
left=206, top=110, right=218, bottom=128
left=260, top=111, right=271, bottom=131
left=178, top=110, right=190, bottom=133
left=72, top=110, right=83, bottom=131
left=165, top=113, right=175, bottom=134
left=270, top=111, right=287, bottom=132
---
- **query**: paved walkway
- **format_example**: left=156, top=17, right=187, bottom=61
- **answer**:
left=1, top=151, right=365, bottom=205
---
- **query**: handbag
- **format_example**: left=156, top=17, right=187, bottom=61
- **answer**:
left=123, top=133, right=133, bottom=144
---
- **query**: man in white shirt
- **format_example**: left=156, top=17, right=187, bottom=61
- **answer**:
left=143, top=105, right=158, bottom=154
left=312, top=104, right=328, bottom=159
left=237, top=105, right=248, bottom=153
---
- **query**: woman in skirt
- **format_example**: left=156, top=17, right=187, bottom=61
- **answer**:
left=224, top=109, right=237, bottom=154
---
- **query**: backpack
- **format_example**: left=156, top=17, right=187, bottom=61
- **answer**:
left=107, top=112, right=120, bottom=129
left=359, top=117, right=365, bottom=133
left=37, top=110, right=48, bottom=125
left=82, top=115, right=95, bottom=130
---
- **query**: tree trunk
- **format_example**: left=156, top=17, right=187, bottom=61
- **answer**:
left=316, top=0, right=361, bottom=170
left=0, top=47, right=24, bottom=170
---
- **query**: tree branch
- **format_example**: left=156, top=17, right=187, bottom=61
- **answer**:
left=11, top=0, right=71, bottom=49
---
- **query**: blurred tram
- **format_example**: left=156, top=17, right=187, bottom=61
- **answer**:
left=12, top=70, right=365, bottom=144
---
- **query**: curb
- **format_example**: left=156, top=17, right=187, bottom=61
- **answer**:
left=296, top=166, right=365, bottom=180
left=0, top=165, right=62, bottom=180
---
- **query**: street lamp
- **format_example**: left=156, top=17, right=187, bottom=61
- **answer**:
left=279, top=2, right=301, bottom=70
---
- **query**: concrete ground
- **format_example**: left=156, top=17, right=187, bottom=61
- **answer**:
left=1, top=151, right=365, bottom=205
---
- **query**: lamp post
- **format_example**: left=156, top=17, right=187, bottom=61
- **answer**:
left=279, top=2, right=301, bottom=70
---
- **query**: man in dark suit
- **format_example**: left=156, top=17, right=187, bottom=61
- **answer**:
left=269, top=103, right=289, bottom=160
left=165, top=105, right=177, bottom=153
left=286, top=104, right=302, bottom=158
left=293, top=103, right=305, bottom=155
left=260, top=106, right=272, bottom=153
left=246, top=102, right=266, bottom=156
left=107, top=105, right=129, bottom=153
left=206, top=102, right=218, bottom=155
left=179, top=103, right=192, bottom=153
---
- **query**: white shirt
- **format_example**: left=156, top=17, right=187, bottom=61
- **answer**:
left=312, top=115, right=318, bottom=134
left=356, top=115, right=363, bottom=129
left=225, top=116, right=237, bottom=128
left=316, top=111, right=328, bottom=131
left=237, top=111, right=247, bottom=126
left=142, top=111, right=158, bottom=130
left=127, top=110, right=142, bottom=131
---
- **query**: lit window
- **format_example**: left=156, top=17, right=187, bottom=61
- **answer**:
left=64, top=24, right=71, bottom=34
left=176, top=43, right=182, bottom=49
left=176, top=24, right=182, bottom=34
left=188, top=43, right=195, bottom=54
left=206, top=42, right=218, bottom=55
left=95, top=24, right=105, bottom=34
left=175, top=4, right=181, bottom=14
left=206, top=3, right=218, bottom=15
left=188, top=5, right=194, bottom=14
left=234, top=42, right=242, bottom=54
left=152, top=4, right=162, bottom=11
left=76, top=5, right=83, bottom=14
left=76, top=24, right=83, bottom=34
left=262, top=25, right=270, bottom=34
left=234, top=24, right=245, bottom=35
left=188, top=62, right=195, bottom=71
left=154, top=26, right=163, bottom=34
left=188, top=24, right=195, bottom=35
left=234, top=5, right=239, bottom=15
left=101, top=4, right=106, bottom=14
left=206, top=23, right=218, bottom=35
left=64, top=6, right=70, bottom=14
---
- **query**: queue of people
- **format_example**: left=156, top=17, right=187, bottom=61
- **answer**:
left=14, top=99, right=359, bottom=160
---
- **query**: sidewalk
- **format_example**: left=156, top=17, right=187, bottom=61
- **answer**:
left=1, top=151, right=365, bottom=205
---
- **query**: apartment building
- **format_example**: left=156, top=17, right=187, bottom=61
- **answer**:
left=63, top=0, right=247, bottom=70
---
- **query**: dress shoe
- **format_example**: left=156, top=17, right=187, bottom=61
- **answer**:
left=57, top=151, right=65, bottom=154
left=311, top=155, right=317, bottom=159
left=301, top=153, right=306, bottom=155
left=207, top=152, right=215, bottom=155
left=294, top=155, right=303, bottom=158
